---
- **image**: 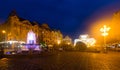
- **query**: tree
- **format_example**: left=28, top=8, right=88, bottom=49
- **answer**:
left=75, top=42, right=87, bottom=51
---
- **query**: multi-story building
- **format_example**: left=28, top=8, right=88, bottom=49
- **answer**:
left=0, top=10, right=63, bottom=48
left=62, top=36, right=72, bottom=45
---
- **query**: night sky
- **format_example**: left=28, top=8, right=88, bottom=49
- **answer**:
left=0, top=0, right=120, bottom=39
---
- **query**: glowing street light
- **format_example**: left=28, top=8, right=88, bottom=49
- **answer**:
left=1, top=30, right=6, bottom=55
left=2, top=30, right=6, bottom=41
left=2, top=30, right=6, bottom=34
left=57, top=40, right=61, bottom=50
left=67, top=42, right=70, bottom=45
left=100, top=25, right=110, bottom=36
left=57, top=40, right=61, bottom=45
left=100, top=25, right=110, bottom=52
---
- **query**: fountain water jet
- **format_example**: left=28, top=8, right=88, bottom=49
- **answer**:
left=22, top=30, right=40, bottom=52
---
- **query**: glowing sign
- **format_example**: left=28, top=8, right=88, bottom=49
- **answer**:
left=74, top=34, right=96, bottom=47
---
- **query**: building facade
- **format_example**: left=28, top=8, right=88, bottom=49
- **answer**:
left=62, top=36, right=72, bottom=45
left=0, top=11, right=63, bottom=48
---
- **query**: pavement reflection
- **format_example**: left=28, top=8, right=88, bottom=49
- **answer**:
left=0, top=52, right=120, bottom=70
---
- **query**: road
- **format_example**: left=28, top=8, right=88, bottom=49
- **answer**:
left=0, top=52, right=120, bottom=70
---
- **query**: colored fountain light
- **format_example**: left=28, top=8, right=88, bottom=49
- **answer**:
left=26, top=30, right=36, bottom=50
left=22, top=30, right=40, bottom=51
left=27, top=30, right=36, bottom=44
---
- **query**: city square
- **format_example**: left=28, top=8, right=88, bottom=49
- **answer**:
left=0, top=0, right=120, bottom=70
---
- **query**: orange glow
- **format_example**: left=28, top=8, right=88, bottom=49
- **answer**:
left=57, top=40, right=61, bottom=45
left=89, top=18, right=112, bottom=44
left=108, top=11, right=120, bottom=42
left=100, top=25, right=110, bottom=36
left=67, top=42, right=70, bottom=45
left=2, top=30, right=6, bottom=34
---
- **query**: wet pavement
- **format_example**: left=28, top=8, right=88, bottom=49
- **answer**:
left=0, top=52, right=120, bottom=70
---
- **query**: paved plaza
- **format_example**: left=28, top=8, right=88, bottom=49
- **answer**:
left=0, top=51, right=120, bottom=70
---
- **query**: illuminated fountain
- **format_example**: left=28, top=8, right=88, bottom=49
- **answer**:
left=22, top=30, right=40, bottom=51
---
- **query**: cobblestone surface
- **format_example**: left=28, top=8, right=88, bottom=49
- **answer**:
left=0, top=52, right=120, bottom=70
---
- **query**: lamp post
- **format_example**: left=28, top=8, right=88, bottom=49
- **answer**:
left=2, top=30, right=6, bottom=44
left=67, top=42, right=70, bottom=45
left=2, top=30, right=6, bottom=34
left=1, top=30, right=6, bottom=57
left=100, top=25, right=110, bottom=52
left=57, top=40, right=61, bottom=50
left=57, top=40, right=61, bottom=46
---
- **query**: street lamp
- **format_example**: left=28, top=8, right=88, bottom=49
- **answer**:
left=57, top=40, right=61, bottom=48
left=2, top=30, right=6, bottom=42
left=2, top=30, right=6, bottom=34
left=67, top=42, right=70, bottom=45
left=57, top=40, right=61, bottom=45
left=1, top=30, right=6, bottom=56
left=57, top=40, right=62, bottom=51
left=100, top=25, right=110, bottom=52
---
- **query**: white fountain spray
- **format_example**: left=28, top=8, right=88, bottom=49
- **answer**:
left=27, top=30, right=36, bottom=44
left=22, top=30, right=40, bottom=51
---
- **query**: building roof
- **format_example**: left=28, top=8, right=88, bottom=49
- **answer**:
left=8, top=10, right=18, bottom=17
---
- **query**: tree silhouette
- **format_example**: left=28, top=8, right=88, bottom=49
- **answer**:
left=75, top=42, right=87, bottom=51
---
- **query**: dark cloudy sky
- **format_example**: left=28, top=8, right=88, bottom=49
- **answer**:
left=0, top=0, right=120, bottom=39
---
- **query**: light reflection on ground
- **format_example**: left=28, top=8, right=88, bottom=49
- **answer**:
left=0, top=52, right=120, bottom=70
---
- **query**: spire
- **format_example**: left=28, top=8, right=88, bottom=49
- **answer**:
left=6, top=10, right=19, bottom=23
left=8, top=10, right=18, bottom=17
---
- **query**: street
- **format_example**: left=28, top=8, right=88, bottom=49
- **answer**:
left=0, top=52, right=120, bottom=70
